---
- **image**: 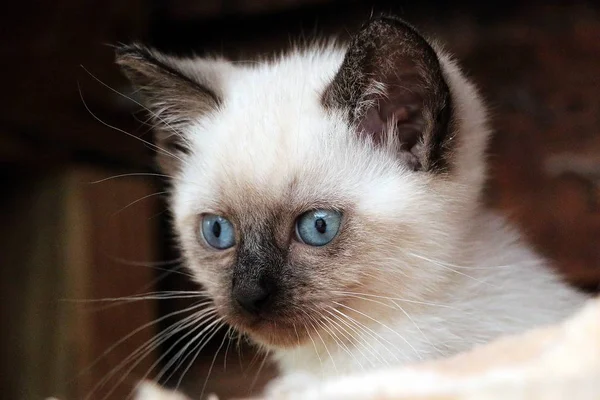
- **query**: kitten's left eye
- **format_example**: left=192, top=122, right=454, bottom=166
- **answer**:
left=201, top=214, right=235, bottom=249
left=295, top=210, right=342, bottom=246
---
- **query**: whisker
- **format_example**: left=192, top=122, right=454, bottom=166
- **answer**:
left=88, top=172, right=175, bottom=184
left=389, top=299, right=439, bottom=353
left=326, top=306, right=395, bottom=365
left=61, top=291, right=208, bottom=305
left=112, top=311, right=220, bottom=400
left=150, top=313, right=221, bottom=386
left=111, top=191, right=168, bottom=217
left=222, top=326, right=233, bottom=371
left=328, top=305, right=402, bottom=363
left=333, top=291, right=458, bottom=310
left=105, top=256, right=185, bottom=268
left=236, top=333, right=245, bottom=374
left=245, top=343, right=266, bottom=372
left=78, top=83, right=187, bottom=166
left=333, top=301, right=421, bottom=360
left=98, top=256, right=193, bottom=279
left=119, top=315, right=220, bottom=400
left=249, top=349, right=271, bottom=395
left=303, top=310, right=337, bottom=374
left=75, top=300, right=212, bottom=389
left=303, top=323, right=323, bottom=376
left=406, top=252, right=495, bottom=286
left=339, top=292, right=440, bottom=356
left=338, top=293, right=396, bottom=310
left=80, top=66, right=194, bottom=152
left=165, top=319, right=226, bottom=396
left=198, top=321, right=230, bottom=399
left=85, top=304, right=214, bottom=400
left=308, top=307, right=364, bottom=371
left=321, top=308, right=379, bottom=368
left=407, top=251, right=540, bottom=271
left=318, top=313, right=364, bottom=370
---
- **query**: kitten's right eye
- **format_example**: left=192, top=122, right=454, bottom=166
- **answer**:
left=201, top=214, right=235, bottom=250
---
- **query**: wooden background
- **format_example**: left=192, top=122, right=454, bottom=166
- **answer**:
left=1, top=1, right=598, bottom=399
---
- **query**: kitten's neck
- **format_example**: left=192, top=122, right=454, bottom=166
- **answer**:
left=271, top=208, right=585, bottom=378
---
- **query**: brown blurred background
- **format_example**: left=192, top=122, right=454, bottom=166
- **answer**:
left=1, top=1, right=599, bottom=399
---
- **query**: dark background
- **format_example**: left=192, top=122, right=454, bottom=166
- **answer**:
left=1, top=1, right=599, bottom=399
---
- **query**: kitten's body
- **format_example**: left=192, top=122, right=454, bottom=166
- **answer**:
left=275, top=211, right=585, bottom=377
left=117, top=16, right=587, bottom=389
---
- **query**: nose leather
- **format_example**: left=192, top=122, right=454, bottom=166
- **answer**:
left=232, top=278, right=273, bottom=316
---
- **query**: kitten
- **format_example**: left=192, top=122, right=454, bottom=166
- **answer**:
left=117, top=15, right=587, bottom=389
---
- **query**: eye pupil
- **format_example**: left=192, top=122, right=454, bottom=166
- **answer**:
left=212, top=221, right=221, bottom=238
left=314, top=218, right=327, bottom=234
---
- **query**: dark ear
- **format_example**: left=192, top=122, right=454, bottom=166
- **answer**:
left=323, top=16, right=453, bottom=172
left=116, top=44, right=221, bottom=173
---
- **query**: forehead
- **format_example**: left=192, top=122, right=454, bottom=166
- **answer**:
left=181, top=108, right=359, bottom=215
left=174, top=50, right=411, bottom=219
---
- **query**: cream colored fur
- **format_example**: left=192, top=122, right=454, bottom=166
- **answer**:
left=163, top=43, right=586, bottom=381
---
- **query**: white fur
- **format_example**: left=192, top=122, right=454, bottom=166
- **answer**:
left=272, top=213, right=586, bottom=377
left=160, top=42, right=587, bottom=382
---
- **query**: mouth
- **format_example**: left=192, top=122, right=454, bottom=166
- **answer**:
left=225, top=311, right=319, bottom=348
left=218, top=294, right=362, bottom=349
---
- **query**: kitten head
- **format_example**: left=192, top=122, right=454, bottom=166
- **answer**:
left=117, top=16, right=489, bottom=348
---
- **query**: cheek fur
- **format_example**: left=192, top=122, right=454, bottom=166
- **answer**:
left=183, top=235, right=235, bottom=295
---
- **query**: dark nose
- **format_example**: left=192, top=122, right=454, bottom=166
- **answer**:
left=232, top=278, right=273, bottom=316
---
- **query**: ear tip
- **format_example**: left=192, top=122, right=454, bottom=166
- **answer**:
left=370, top=13, right=406, bottom=22
left=364, top=13, right=419, bottom=34
left=114, top=43, right=152, bottom=65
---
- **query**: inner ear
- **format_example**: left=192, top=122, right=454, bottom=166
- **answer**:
left=323, top=16, right=453, bottom=172
left=358, top=77, right=428, bottom=169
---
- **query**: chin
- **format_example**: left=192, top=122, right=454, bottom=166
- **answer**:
left=227, top=312, right=314, bottom=349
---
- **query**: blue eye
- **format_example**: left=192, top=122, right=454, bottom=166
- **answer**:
left=201, top=214, right=235, bottom=249
left=295, top=210, right=342, bottom=247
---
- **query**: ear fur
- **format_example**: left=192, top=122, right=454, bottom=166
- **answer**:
left=116, top=44, right=222, bottom=173
left=323, top=16, right=454, bottom=172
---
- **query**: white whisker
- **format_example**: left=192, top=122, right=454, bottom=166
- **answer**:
left=183, top=320, right=228, bottom=398
left=249, top=349, right=271, bottom=395
left=78, top=84, right=187, bottom=166
left=322, top=307, right=382, bottom=367
left=116, top=310, right=219, bottom=400
left=406, top=252, right=495, bottom=286
left=76, top=300, right=211, bottom=392
left=80, top=65, right=194, bottom=151
left=333, top=290, right=458, bottom=310
left=303, top=310, right=337, bottom=374
left=88, top=172, right=175, bottom=184
left=85, top=304, right=215, bottom=400
left=332, top=302, right=414, bottom=360
left=314, top=309, right=365, bottom=370
left=327, top=306, right=399, bottom=364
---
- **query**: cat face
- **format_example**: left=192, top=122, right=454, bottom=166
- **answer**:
left=117, top=17, right=490, bottom=348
